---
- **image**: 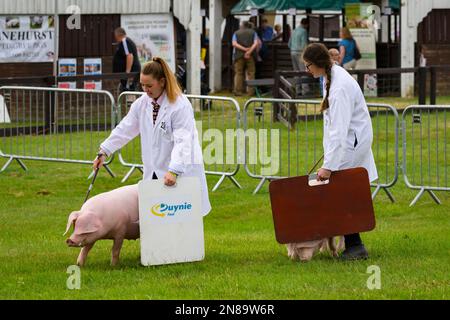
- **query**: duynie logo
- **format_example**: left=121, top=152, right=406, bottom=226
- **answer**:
left=151, top=202, right=193, bottom=217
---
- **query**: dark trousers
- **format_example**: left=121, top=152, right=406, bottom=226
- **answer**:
left=119, top=72, right=140, bottom=93
left=152, top=172, right=158, bottom=180
left=345, top=233, right=362, bottom=248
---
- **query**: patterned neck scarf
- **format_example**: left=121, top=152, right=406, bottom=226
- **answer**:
left=151, top=101, right=160, bottom=124
left=151, top=92, right=163, bottom=124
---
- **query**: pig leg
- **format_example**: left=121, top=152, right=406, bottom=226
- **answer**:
left=77, top=243, right=94, bottom=267
left=337, top=236, right=345, bottom=252
left=328, top=238, right=339, bottom=257
left=111, top=237, right=124, bottom=266
left=286, top=244, right=298, bottom=260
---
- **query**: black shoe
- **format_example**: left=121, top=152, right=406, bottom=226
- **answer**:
left=340, top=244, right=369, bottom=261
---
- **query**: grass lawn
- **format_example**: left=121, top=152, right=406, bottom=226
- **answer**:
left=0, top=159, right=449, bottom=299
left=0, top=94, right=449, bottom=300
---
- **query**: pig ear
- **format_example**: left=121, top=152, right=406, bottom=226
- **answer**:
left=63, top=211, right=80, bottom=236
left=77, top=213, right=101, bottom=235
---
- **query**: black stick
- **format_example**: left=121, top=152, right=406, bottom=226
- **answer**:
left=83, top=153, right=103, bottom=204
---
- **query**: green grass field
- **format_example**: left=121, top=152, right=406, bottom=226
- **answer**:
left=0, top=96, right=449, bottom=300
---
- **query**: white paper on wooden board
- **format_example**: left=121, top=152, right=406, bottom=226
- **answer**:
left=138, top=177, right=204, bottom=266
left=58, top=58, right=77, bottom=76
left=0, top=95, right=11, bottom=123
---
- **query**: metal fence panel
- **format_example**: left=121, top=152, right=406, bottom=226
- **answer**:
left=402, top=105, right=449, bottom=206
left=368, top=103, right=399, bottom=202
left=0, top=86, right=116, bottom=177
left=243, top=98, right=399, bottom=199
left=116, top=92, right=242, bottom=192
left=243, top=98, right=324, bottom=194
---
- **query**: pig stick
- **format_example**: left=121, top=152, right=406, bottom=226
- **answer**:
left=83, top=153, right=103, bottom=204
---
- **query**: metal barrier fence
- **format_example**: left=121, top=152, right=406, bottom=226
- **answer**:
left=402, top=105, right=449, bottom=206
left=116, top=92, right=242, bottom=192
left=274, top=67, right=426, bottom=102
left=9, top=87, right=450, bottom=208
left=243, top=98, right=399, bottom=200
left=0, top=86, right=116, bottom=177
left=369, top=103, right=399, bottom=202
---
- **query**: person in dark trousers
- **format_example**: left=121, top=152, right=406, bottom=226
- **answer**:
left=113, top=27, right=141, bottom=92
left=302, top=43, right=378, bottom=261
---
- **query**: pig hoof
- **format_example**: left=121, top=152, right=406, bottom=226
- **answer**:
left=77, top=257, right=86, bottom=267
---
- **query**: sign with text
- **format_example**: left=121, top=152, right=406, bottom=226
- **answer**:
left=121, top=14, right=176, bottom=72
left=138, top=177, right=204, bottom=266
left=58, top=58, right=77, bottom=89
left=345, top=3, right=378, bottom=97
left=58, top=58, right=76, bottom=89
left=0, top=15, right=55, bottom=63
left=83, top=58, right=102, bottom=90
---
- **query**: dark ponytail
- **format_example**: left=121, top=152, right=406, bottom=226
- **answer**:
left=302, top=43, right=333, bottom=112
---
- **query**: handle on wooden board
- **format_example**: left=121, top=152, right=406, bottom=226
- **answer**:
left=308, top=173, right=330, bottom=186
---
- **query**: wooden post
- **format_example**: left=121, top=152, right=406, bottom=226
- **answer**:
left=429, top=66, right=436, bottom=105
left=282, top=14, right=288, bottom=42
left=418, top=66, right=427, bottom=105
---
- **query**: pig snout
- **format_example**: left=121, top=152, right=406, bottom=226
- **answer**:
left=66, top=238, right=83, bottom=247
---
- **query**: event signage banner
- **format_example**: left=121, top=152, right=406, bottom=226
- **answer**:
left=0, top=15, right=55, bottom=63
left=345, top=3, right=378, bottom=96
left=121, top=14, right=176, bottom=72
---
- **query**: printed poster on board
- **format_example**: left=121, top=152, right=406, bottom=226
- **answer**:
left=345, top=3, right=378, bottom=97
left=58, top=58, right=76, bottom=89
left=0, top=15, right=55, bottom=63
left=121, top=14, right=176, bottom=72
left=83, top=58, right=102, bottom=90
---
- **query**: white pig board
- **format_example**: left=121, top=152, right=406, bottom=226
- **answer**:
left=138, top=177, right=204, bottom=266
left=0, top=95, right=11, bottom=123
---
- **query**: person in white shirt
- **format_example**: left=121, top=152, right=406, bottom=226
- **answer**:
left=302, top=43, right=378, bottom=260
left=94, top=57, right=211, bottom=216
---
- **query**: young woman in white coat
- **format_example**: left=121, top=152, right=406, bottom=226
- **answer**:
left=93, top=57, right=211, bottom=216
left=302, top=43, right=377, bottom=260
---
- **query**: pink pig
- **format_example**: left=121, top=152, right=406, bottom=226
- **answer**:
left=64, top=184, right=139, bottom=266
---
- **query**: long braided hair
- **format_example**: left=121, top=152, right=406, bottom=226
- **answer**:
left=302, top=43, right=333, bottom=112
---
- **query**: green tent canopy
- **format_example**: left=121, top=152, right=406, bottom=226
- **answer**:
left=231, top=0, right=361, bottom=14
left=389, top=0, right=400, bottom=9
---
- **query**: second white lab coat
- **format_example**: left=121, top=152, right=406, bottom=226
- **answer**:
left=100, top=92, right=212, bottom=216
left=322, top=65, right=378, bottom=182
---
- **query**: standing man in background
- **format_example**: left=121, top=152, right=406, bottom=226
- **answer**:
left=113, top=27, right=141, bottom=92
left=232, top=21, right=258, bottom=96
left=289, top=18, right=309, bottom=96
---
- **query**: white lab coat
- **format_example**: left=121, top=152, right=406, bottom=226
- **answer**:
left=100, top=92, right=212, bottom=216
left=322, top=65, right=378, bottom=182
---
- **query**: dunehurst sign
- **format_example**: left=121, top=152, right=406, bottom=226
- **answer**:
left=0, top=15, right=55, bottom=63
